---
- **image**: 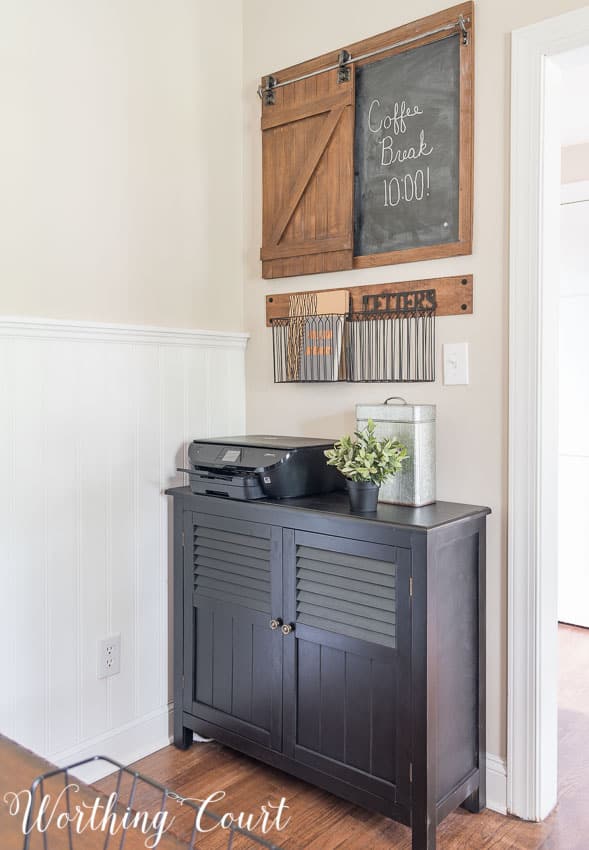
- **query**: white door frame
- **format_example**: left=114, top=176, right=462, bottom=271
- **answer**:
left=509, top=5, right=589, bottom=822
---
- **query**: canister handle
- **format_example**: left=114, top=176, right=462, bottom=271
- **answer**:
left=384, top=396, right=407, bottom=405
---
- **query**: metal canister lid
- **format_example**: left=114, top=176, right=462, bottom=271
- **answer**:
left=356, top=397, right=436, bottom=424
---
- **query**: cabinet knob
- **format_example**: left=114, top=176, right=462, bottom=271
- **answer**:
left=281, top=623, right=294, bottom=636
left=269, top=618, right=283, bottom=631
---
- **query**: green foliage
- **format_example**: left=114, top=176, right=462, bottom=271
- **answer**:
left=324, top=419, right=408, bottom=485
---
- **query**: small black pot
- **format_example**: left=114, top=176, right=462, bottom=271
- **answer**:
left=346, top=480, right=380, bottom=513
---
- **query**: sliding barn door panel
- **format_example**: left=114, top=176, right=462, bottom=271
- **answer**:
left=261, top=70, right=355, bottom=279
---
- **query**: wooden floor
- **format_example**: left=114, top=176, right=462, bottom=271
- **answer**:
left=104, top=624, right=589, bottom=850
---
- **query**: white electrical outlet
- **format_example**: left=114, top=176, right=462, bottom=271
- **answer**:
left=98, top=634, right=121, bottom=679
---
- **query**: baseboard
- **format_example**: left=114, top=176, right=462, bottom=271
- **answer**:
left=486, top=753, right=507, bottom=814
left=48, top=704, right=173, bottom=783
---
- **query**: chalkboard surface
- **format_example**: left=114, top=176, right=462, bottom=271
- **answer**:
left=354, top=35, right=461, bottom=257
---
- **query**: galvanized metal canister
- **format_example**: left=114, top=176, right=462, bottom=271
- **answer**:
left=356, top=398, right=436, bottom=507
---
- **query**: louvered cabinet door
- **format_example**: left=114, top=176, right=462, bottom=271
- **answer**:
left=282, top=529, right=412, bottom=805
left=183, top=512, right=283, bottom=750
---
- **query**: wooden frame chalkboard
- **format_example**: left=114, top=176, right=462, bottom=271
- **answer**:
left=259, top=3, right=473, bottom=278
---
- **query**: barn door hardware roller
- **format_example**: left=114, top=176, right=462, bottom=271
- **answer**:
left=257, top=14, right=471, bottom=99
left=258, top=74, right=277, bottom=106
left=457, top=13, right=469, bottom=45
left=337, top=50, right=351, bottom=83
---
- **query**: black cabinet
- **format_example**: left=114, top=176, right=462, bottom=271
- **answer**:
left=169, top=488, right=490, bottom=850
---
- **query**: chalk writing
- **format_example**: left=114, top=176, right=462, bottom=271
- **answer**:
left=368, top=99, right=424, bottom=135
left=383, top=168, right=430, bottom=207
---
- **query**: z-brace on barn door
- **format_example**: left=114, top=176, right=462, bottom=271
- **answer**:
left=260, top=66, right=355, bottom=279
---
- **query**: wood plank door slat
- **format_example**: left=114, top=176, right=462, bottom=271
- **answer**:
left=261, top=68, right=355, bottom=279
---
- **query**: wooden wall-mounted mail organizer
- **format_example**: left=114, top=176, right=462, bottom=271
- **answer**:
left=259, top=3, right=474, bottom=279
left=267, top=275, right=472, bottom=384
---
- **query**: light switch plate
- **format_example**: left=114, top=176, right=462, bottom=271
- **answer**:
left=443, top=342, right=469, bottom=385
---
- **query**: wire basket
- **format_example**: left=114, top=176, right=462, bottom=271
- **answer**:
left=21, top=755, right=283, bottom=850
left=271, top=308, right=436, bottom=383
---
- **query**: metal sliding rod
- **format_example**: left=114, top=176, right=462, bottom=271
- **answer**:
left=257, top=15, right=470, bottom=99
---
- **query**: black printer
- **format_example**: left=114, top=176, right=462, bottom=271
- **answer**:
left=184, top=435, right=344, bottom=500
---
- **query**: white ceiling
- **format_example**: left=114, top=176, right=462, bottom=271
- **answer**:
left=559, top=45, right=589, bottom=147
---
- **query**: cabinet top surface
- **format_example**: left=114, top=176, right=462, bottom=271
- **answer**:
left=166, top=487, right=490, bottom=531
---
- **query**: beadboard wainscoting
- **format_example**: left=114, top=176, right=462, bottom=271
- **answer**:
left=0, top=318, right=248, bottom=778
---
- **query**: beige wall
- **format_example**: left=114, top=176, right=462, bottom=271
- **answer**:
left=562, top=142, right=589, bottom=182
left=0, top=1, right=243, bottom=330
left=243, top=0, right=589, bottom=762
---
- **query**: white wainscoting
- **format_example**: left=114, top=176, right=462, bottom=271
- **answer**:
left=0, top=317, right=248, bottom=777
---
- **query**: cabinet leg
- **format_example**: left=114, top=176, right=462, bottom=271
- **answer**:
left=174, top=725, right=193, bottom=750
left=412, top=819, right=436, bottom=850
left=461, top=787, right=484, bottom=814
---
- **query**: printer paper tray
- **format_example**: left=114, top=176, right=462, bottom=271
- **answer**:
left=179, top=467, right=265, bottom=500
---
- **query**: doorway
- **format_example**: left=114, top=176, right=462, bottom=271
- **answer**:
left=556, top=50, right=589, bottom=842
left=558, top=164, right=589, bottom=630
left=509, top=7, right=589, bottom=823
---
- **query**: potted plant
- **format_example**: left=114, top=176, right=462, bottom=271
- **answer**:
left=324, top=419, right=408, bottom=512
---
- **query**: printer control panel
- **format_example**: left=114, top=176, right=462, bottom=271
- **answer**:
left=221, top=449, right=241, bottom=463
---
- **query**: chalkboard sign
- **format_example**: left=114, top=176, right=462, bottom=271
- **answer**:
left=259, top=4, right=473, bottom=278
left=354, top=35, right=461, bottom=257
